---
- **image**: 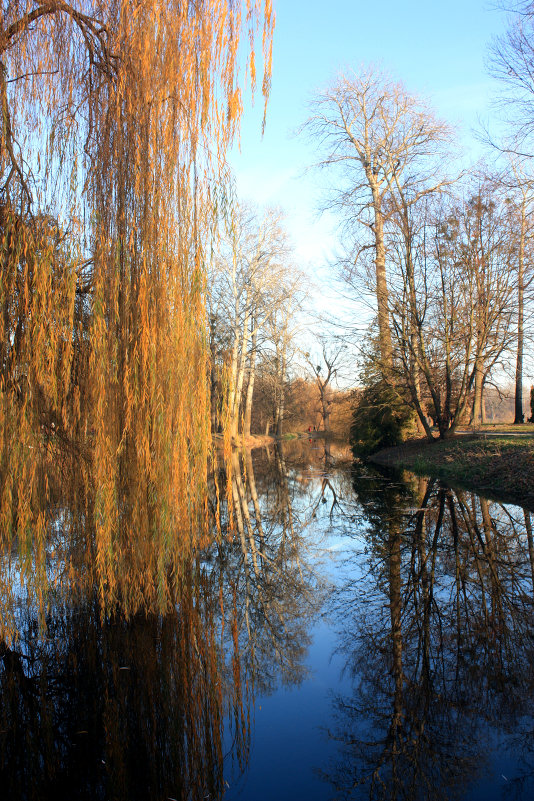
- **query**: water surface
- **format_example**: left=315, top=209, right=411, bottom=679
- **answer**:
left=2, top=438, right=534, bottom=800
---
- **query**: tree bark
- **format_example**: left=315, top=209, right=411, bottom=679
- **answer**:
left=371, top=186, right=394, bottom=373
left=514, top=202, right=526, bottom=423
left=209, top=314, right=219, bottom=432
left=275, top=341, right=287, bottom=437
left=320, top=386, right=331, bottom=432
left=243, top=323, right=258, bottom=438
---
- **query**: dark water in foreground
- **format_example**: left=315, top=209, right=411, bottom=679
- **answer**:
left=2, top=438, right=534, bottom=800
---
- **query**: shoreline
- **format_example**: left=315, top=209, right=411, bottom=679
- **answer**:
left=369, top=433, right=534, bottom=511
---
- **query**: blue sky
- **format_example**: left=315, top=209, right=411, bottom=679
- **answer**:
left=230, top=0, right=509, bottom=277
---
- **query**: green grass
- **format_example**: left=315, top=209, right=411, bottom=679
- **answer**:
left=471, top=422, right=534, bottom=433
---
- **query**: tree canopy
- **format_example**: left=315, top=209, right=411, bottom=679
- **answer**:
left=0, top=0, right=274, bottom=635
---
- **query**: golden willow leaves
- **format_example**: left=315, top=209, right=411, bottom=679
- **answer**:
left=0, top=0, right=274, bottom=640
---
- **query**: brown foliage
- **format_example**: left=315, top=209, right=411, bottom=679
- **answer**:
left=0, top=0, right=274, bottom=638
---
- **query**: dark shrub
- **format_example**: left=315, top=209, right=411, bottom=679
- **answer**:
left=351, top=379, right=416, bottom=457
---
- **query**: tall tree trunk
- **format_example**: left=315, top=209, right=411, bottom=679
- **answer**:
left=401, top=203, right=431, bottom=438
left=514, top=203, right=525, bottom=423
left=275, top=340, right=287, bottom=437
left=372, top=190, right=394, bottom=374
left=322, top=393, right=330, bottom=432
left=232, top=308, right=250, bottom=438
left=227, top=303, right=241, bottom=440
left=243, top=323, right=258, bottom=438
left=209, top=315, right=218, bottom=432
left=319, top=383, right=331, bottom=432
left=471, top=356, right=485, bottom=427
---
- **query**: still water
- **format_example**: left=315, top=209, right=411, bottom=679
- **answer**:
left=2, top=438, right=534, bottom=800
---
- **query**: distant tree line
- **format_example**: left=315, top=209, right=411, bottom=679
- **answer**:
left=207, top=206, right=356, bottom=442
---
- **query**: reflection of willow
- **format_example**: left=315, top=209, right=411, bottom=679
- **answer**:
left=0, top=441, right=323, bottom=798
left=0, top=441, right=217, bottom=644
left=0, top=566, right=249, bottom=801
left=213, top=445, right=322, bottom=694
left=327, top=465, right=534, bottom=800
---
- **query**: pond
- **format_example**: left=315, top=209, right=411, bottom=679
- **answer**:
left=2, top=437, right=534, bottom=800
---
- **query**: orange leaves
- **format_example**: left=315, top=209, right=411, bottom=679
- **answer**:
left=0, top=0, right=275, bottom=638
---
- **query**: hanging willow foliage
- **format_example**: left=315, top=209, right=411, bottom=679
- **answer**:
left=0, top=0, right=274, bottom=638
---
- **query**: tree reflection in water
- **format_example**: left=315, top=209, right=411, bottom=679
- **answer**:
left=5, top=441, right=533, bottom=800
left=0, top=570, right=248, bottom=801
left=326, top=463, right=534, bottom=800
left=211, top=443, right=326, bottom=695
left=0, top=443, right=321, bottom=800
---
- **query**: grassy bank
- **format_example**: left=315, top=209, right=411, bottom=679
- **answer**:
left=370, top=433, right=534, bottom=510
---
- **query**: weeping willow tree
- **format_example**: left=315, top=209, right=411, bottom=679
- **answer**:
left=0, top=0, right=274, bottom=638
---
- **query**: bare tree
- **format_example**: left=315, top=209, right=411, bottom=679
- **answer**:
left=268, top=295, right=302, bottom=437
left=208, top=203, right=303, bottom=440
left=488, top=2, right=534, bottom=156
left=495, top=159, right=534, bottom=423
left=304, top=339, right=345, bottom=433
left=304, top=66, right=452, bottom=375
left=388, top=187, right=516, bottom=437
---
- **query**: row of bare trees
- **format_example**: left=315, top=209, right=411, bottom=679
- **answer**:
left=305, top=59, right=534, bottom=439
left=388, top=182, right=529, bottom=436
left=208, top=203, right=304, bottom=440
left=207, top=210, right=357, bottom=441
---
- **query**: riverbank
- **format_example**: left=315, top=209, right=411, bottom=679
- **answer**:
left=370, top=432, right=534, bottom=510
